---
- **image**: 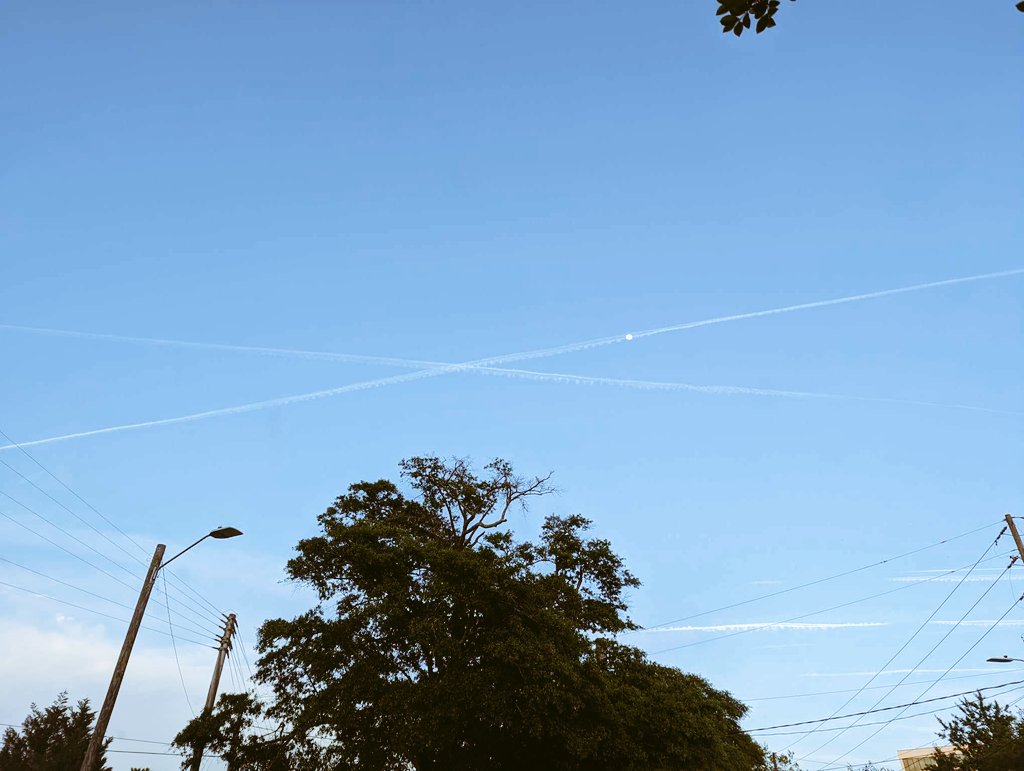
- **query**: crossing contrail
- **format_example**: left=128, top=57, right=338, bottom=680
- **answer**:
left=3, top=267, right=1021, bottom=372
left=2, top=267, right=1021, bottom=450
left=3, top=364, right=1018, bottom=452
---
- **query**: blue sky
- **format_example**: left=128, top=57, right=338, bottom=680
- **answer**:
left=1, top=1, right=1022, bottom=768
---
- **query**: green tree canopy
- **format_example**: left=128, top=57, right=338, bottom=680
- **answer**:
left=175, top=456, right=770, bottom=770
left=931, top=692, right=1024, bottom=770
left=0, top=692, right=110, bottom=771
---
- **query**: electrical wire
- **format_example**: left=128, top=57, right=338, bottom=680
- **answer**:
left=747, top=678, right=1024, bottom=732
left=0, top=424, right=230, bottom=627
left=0, top=507, right=145, bottom=594
left=649, top=551, right=1014, bottom=655
left=0, top=486, right=225, bottom=634
left=0, top=553, right=214, bottom=640
left=754, top=684, right=1024, bottom=738
left=784, top=529, right=1004, bottom=749
left=164, top=572, right=196, bottom=716
left=0, top=454, right=143, bottom=567
left=0, top=577, right=216, bottom=647
left=742, top=666, right=1024, bottom=702
left=813, top=567, right=1023, bottom=766
left=0, top=508, right=222, bottom=638
left=0, top=489, right=141, bottom=582
left=637, top=521, right=1002, bottom=631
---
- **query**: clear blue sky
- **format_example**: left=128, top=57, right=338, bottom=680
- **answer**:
left=1, top=1, right=1021, bottom=768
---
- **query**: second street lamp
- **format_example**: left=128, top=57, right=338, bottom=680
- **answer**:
left=79, top=526, right=243, bottom=771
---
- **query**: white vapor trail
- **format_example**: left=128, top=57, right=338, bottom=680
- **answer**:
left=2, top=268, right=1021, bottom=451
left=637, top=622, right=886, bottom=633
left=4, top=365, right=1019, bottom=452
left=2, top=267, right=1022, bottom=370
left=628, top=267, right=1024, bottom=339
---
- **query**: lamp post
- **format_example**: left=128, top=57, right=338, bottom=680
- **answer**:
left=79, top=527, right=243, bottom=771
left=987, top=656, right=1024, bottom=664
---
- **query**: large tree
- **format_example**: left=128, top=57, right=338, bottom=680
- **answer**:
left=0, top=692, right=110, bottom=771
left=175, top=456, right=768, bottom=770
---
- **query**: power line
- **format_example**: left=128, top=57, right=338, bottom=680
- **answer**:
left=0, top=454, right=143, bottom=568
left=164, top=572, right=196, bottom=716
left=785, top=529, right=1005, bottom=748
left=0, top=506, right=222, bottom=638
left=756, top=685, right=1024, bottom=738
left=0, top=424, right=229, bottom=627
left=0, top=462, right=226, bottom=632
left=814, top=569, right=1022, bottom=766
left=0, top=553, right=214, bottom=640
left=0, top=424, right=149, bottom=555
left=0, top=488, right=141, bottom=583
left=638, top=521, right=1001, bottom=631
left=649, top=551, right=1014, bottom=655
left=0, top=507, right=143, bottom=595
left=0, top=554, right=137, bottom=613
left=748, top=677, right=1024, bottom=732
left=742, top=666, right=1024, bottom=702
left=0, top=577, right=216, bottom=648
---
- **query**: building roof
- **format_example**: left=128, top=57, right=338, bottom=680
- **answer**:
left=897, top=745, right=957, bottom=771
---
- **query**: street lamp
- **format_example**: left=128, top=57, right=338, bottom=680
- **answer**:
left=987, top=656, right=1024, bottom=663
left=79, top=527, right=243, bottom=771
left=161, top=526, right=244, bottom=568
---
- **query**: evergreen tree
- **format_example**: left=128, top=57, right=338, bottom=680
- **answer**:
left=0, top=692, right=110, bottom=771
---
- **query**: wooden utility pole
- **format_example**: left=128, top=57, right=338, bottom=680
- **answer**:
left=189, top=612, right=238, bottom=771
left=1006, top=514, right=1024, bottom=563
left=80, top=544, right=166, bottom=771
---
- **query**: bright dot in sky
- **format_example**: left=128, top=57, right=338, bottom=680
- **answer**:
left=625, top=333, right=634, bottom=341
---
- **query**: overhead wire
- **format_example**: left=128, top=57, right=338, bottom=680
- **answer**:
left=783, top=527, right=1005, bottom=749
left=0, top=454, right=143, bottom=567
left=0, top=489, right=141, bottom=583
left=0, top=577, right=216, bottom=647
left=0, top=504, right=222, bottom=638
left=825, top=595, right=1024, bottom=766
left=0, top=554, right=215, bottom=641
left=163, top=572, right=197, bottom=716
left=0, top=424, right=230, bottom=628
left=649, top=550, right=1014, bottom=655
left=747, top=677, right=1024, bottom=733
left=812, top=559, right=1023, bottom=766
left=742, top=665, right=1024, bottom=702
left=0, top=507, right=142, bottom=595
left=637, top=521, right=1002, bottom=631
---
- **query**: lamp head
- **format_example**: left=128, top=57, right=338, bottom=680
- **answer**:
left=987, top=656, right=1015, bottom=663
left=210, top=526, right=243, bottom=540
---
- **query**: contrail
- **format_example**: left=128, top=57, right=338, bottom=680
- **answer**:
left=470, top=367, right=1024, bottom=416
left=629, top=267, right=1024, bottom=339
left=0, top=323, right=439, bottom=371
left=3, top=267, right=1021, bottom=371
left=2, top=268, right=1020, bottom=450
left=636, top=622, right=885, bottom=633
left=4, top=365, right=1018, bottom=452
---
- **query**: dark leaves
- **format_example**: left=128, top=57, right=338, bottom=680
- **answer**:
left=173, top=457, right=769, bottom=770
left=716, top=0, right=793, bottom=36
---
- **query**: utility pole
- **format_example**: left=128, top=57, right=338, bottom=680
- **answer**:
left=80, top=544, right=166, bottom=771
left=189, top=613, right=238, bottom=771
left=1006, top=514, right=1024, bottom=563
